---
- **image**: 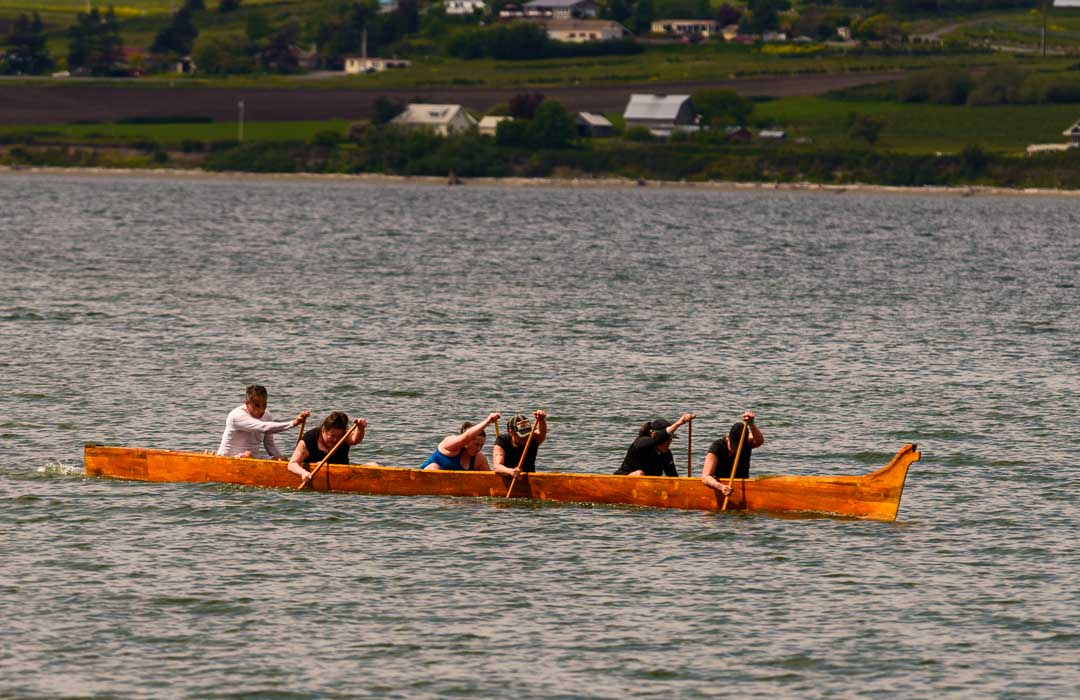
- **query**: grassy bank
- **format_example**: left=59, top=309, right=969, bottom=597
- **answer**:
left=3, top=92, right=1075, bottom=155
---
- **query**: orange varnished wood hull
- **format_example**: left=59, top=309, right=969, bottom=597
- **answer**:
left=83, top=443, right=918, bottom=521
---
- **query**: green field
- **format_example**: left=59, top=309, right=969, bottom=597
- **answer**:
left=756, top=97, right=1080, bottom=154
left=5, top=95, right=1077, bottom=157
left=0, top=119, right=349, bottom=146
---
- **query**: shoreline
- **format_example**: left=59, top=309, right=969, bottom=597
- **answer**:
left=4, top=164, right=1080, bottom=198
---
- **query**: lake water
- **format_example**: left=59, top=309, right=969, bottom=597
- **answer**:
left=1, top=173, right=1077, bottom=698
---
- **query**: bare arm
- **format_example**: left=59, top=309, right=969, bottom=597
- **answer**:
left=347, top=418, right=367, bottom=446
left=701, top=452, right=732, bottom=495
left=742, top=411, right=764, bottom=448
left=532, top=409, right=548, bottom=445
left=667, top=412, right=696, bottom=436
left=287, top=440, right=312, bottom=482
left=437, top=412, right=500, bottom=455
left=492, top=443, right=516, bottom=476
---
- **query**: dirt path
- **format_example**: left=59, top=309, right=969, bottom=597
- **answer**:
left=0, top=72, right=905, bottom=125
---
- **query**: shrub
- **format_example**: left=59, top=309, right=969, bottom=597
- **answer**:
left=527, top=101, right=575, bottom=149
left=311, top=130, right=344, bottom=147
left=624, top=126, right=656, bottom=142
left=495, top=119, right=529, bottom=148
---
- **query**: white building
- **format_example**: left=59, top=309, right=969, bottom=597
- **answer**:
left=651, top=19, right=719, bottom=38
left=479, top=115, right=512, bottom=136
left=623, top=94, right=696, bottom=134
left=344, top=57, right=412, bottom=74
left=446, top=0, right=487, bottom=15
left=391, top=104, right=478, bottom=135
left=522, top=0, right=599, bottom=19
left=544, top=19, right=629, bottom=43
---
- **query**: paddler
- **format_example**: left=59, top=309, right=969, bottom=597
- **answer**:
left=421, top=412, right=500, bottom=471
left=288, top=412, right=367, bottom=487
left=613, top=413, right=695, bottom=477
left=492, top=410, right=548, bottom=478
left=701, top=410, right=765, bottom=495
left=216, top=384, right=310, bottom=460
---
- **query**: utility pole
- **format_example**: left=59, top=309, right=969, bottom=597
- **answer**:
left=1042, top=0, right=1049, bottom=57
left=238, top=98, right=245, bottom=142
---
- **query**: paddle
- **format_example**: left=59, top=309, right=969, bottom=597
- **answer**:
left=720, top=420, right=749, bottom=512
left=687, top=418, right=693, bottom=477
left=294, top=416, right=307, bottom=448
left=505, top=418, right=539, bottom=498
left=298, top=422, right=357, bottom=490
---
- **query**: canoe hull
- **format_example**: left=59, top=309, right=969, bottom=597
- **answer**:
left=83, top=444, right=918, bottom=521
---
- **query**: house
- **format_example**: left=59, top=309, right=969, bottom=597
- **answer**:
left=720, top=24, right=739, bottom=41
left=543, top=19, right=629, bottom=43
left=762, top=31, right=787, bottom=42
left=623, top=94, right=696, bottom=134
left=391, top=104, right=478, bottom=135
left=576, top=112, right=614, bottom=137
left=1063, top=119, right=1080, bottom=147
left=344, top=57, right=411, bottom=74
left=651, top=19, right=719, bottom=39
left=522, top=0, right=599, bottom=19
left=446, top=0, right=487, bottom=15
left=759, top=129, right=786, bottom=141
left=175, top=55, right=196, bottom=74
left=479, top=115, right=511, bottom=136
left=836, top=26, right=852, bottom=41
left=499, top=3, right=525, bottom=17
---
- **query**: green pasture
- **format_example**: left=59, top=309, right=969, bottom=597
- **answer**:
left=4, top=96, right=1077, bottom=157
left=0, top=119, right=349, bottom=146
left=756, top=96, right=1080, bottom=154
left=0, top=0, right=284, bottom=15
left=39, top=44, right=1062, bottom=91
left=905, top=8, right=1080, bottom=51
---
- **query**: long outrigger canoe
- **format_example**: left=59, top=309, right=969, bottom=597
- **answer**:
left=84, top=443, right=918, bottom=521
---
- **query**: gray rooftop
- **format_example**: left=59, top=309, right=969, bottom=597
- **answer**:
left=623, top=94, right=691, bottom=122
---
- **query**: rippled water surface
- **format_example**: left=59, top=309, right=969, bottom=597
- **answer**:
left=2, top=174, right=1078, bottom=698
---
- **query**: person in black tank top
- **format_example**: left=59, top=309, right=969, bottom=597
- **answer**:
left=492, top=410, right=548, bottom=477
left=700, top=411, right=765, bottom=495
left=287, top=411, right=367, bottom=487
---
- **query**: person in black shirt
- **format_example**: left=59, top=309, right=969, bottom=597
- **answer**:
left=613, top=413, right=695, bottom=476
left=287, top=411, right=367, bottom=487
left=492, top=410, right=548, bottom=478
left=701, top=411, right=765, bottom=495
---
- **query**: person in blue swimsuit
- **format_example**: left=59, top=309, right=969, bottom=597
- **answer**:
left=421, top=412, right=500, bottom=471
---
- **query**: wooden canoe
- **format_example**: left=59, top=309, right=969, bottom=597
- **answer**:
left=83, top=443, right=918, bottom=521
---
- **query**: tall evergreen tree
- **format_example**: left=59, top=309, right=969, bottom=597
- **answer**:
left=630, top=0, right=654, bottom=35
left=152, top=7, right=199, bottom=55
left=3, top=12, right=54, bottom=75
left=67, top=7, right=124, bottom=75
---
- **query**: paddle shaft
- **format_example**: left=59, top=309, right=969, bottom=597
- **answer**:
left=294, top=417, right=307, bottom=448
left=505, top=420, right=539, bottom=498
left=720, top=421, right=749, bottom=511
left=299, top=422, right=357, bottom=489
left=687, top=419, right=693, bottom=477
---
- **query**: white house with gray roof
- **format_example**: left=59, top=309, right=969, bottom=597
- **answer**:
left=523, top=0, right=599, bottom=19
left=391, top=104, right=477, bottom=135
left=622, top=94, right=696, bottom=134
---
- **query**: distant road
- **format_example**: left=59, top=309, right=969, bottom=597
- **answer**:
left=0, top=72, right=905, bottom=125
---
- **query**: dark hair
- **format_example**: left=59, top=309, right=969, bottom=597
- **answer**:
left=638, top=421, right=652, bottom=438
left=245, top=384, right=267, bottom=403
left=728, top=422, right=748, bottom=446
left=322, top=412, right=349, bottom=432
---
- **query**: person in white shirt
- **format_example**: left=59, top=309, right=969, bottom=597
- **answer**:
left=217, top=384, right=310, bottom=460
